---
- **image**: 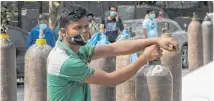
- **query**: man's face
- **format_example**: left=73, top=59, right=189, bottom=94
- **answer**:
left=150, top=10, right=155, bottom=15
left=110, top=7, right=117, bottom=12
left=61, top=16, right=90, bottom=43
left=109, top=7, right=117, bottom=17
left=38, top=20, right=48, bottom=25
left=88, top=15, right=93, bottom=21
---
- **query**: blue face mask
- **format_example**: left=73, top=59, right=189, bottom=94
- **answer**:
left=150, top=14, right=156, bottom=19
left=110, top=11, right=117, bottom=17
left=39, top=24, right=47, bottom=30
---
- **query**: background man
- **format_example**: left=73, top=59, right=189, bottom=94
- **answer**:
left=102, top=6, right=124, bottom=43
left=26, top=14, right=56, bottom=48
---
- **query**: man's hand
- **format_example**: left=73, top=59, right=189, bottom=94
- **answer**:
left=157, top=37, right=179, bottom=52
left=115, top=12, right=119, bottom=20
left=142, top=44, right=162, bottom=62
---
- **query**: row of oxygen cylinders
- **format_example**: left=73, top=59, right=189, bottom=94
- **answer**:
left=0, top=12, right=213, bottom=101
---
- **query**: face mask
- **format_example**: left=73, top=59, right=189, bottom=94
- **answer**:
left=150, top=13, right=156, bottom=19
left=66, top=32, right=91, bottom=46
left=39, top=24, right=47, bottom=30
left=110, top=11, right=117, bottom=17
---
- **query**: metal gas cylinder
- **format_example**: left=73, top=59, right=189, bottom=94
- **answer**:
left=136, top=61, right=173, bottom=101
left=160, top=26, right=182, bottom=101
left=90, top=24, right=116, bottom=101
left=202, top=13, right=213, bottom=65
left=0, top=25, right=17, bottom=101
left=24, top=29, right=52, bottom=101
left=188, top=12, right=203, bottom=71
left=116, top=25, right=135, bottom=101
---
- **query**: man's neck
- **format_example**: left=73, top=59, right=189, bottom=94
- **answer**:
left=63, top=39, right=80, bottom=53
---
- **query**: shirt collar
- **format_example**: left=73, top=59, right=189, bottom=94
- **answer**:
left=56, top=40, right=79, bottom=58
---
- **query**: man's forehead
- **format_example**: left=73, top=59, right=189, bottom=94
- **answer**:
left=110, top=7, right=116, bottom=10
left=67, top=17, right=88, bottom=27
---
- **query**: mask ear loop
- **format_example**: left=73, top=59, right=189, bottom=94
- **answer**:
left=79, top=31, right=91, bottom=43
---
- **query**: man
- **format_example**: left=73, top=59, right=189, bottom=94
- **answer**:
left=47, top=5, right=178, bottom=101
left=26, top=14, right=56, bottom=48
left=143, top=9, right=158, bottom=38
left=102, top=6, right=124, bottom=43
left=87, top=13, right=99, bottom=35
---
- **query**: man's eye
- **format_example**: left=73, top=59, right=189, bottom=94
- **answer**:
left=85, top=25, right=89, bottom=28
left=74, top=26, right=82, bottom=30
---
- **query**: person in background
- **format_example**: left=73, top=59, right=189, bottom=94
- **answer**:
left=102, top=6, right=124, bottom=43
left=87, top=13, right=99, bottom=35
left=156, top=9, right=166, bottom=19
left=143, top=9, right=158, bottom=39
left=26, top=14, right=56, bottom=49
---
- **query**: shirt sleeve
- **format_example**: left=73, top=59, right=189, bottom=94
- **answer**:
left=79, top=44, right=95, bottom=62
left=143, top=19, right=149, bottom=29
left=60, top=58, right=95, bottom=83
left=26, top=31, right=35, bottom=49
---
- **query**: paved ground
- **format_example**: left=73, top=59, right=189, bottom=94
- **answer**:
left=17, top=68, right=190, bottom=101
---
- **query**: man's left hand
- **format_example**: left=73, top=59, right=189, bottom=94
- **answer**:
left=156, top=37, right=179, bottom=52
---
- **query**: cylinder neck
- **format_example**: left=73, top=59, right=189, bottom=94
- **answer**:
left=149, top=59, right=161, bottom=65
left=99, top=24, right=105, bottom=33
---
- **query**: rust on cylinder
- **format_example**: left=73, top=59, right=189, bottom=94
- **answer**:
left=202, top=13, right=213, bottom=65
left=24, top=44, right=52, bottom=101
left=116, top=55, right=135, bottom=101
left=160, top=34, right=182, bottom=101
left=136, top=65, right=173, bottom=101
left=188, top=13, right=203, bottom=71
left=89, top=56, right=116, bottom=101
left=0, top=31, right=17, bottom=101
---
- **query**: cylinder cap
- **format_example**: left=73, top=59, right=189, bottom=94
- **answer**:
left=0, top=33, right=9, bottom=39
left=204, top=13, right=211, bottom=21
left=36, top=39, right=47, bottom=45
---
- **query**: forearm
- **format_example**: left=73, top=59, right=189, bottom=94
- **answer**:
left=110, top=38, right=158, bottom=55
left=107, top=54, right=147, bottom=86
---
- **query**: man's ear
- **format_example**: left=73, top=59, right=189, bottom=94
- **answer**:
left=60, top=28, right=66, bottom=37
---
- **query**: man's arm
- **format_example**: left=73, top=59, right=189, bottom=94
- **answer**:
left=86, top=51, right=147, bottom=86
left=26, top=31, right=34, bottom=49
left=116, top=18, right=124, bottom=31
left=86, top=45, right=160, bottom=87
left=92, top=38, right=158, bottom=60
left=50, top=32, right=56, bottom=47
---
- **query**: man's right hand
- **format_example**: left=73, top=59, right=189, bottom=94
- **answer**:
left=142, top=44, right=162, bottom=62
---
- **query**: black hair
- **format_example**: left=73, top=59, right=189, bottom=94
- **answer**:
left=87, top=13, right=94, bottom=17
left=109, top=6, right=117, bottom=11
left=57, top=5, right=88, bottom=29
left=146, top=9, right=154, bottom=14
left=38, top=14, right=48, bottom=23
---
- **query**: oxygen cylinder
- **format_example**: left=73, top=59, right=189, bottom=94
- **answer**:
left=90, top=24, right=116, bottom=101
left=24, top=29, right=52, bottom=101
left=160, top=27, right=182, bottom=101
left=0, top=25, right=17, bottom=101
left=202, top=13, right=213, bottom=65
left=136, top=60, right=173, bottom=101
left=116, top=25, right=135, bottom=101
left=188, top=12, right=203, bottom=71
